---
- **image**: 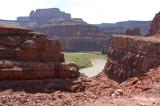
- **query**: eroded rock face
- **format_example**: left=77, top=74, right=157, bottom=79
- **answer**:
left=0, top=26, right=80, bottom=80
left=148, top=11, right=160, bottom=35
left=104, top=35, right=160, bottom=83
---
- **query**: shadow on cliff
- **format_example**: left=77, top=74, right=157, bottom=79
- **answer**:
left=0, top=78, right=85, bottom=94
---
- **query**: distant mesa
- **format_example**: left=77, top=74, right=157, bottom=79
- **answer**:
left=17, top=8, right=72, bottom=28
left=29, top=8, right=71, bottom=21
left=97, top=20, right=151, bottom=35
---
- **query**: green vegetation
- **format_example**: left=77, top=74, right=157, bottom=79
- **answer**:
left=64, top=52, right=106, bottom=69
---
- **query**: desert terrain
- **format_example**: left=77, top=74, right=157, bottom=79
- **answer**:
left=0, top=6, right=159, bottom=106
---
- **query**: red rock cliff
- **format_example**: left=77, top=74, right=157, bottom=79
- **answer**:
left=148, top=11, right=160, bottom=35
left=103, top=35, right=160, bottom=83
left=0, top=25, right=79, bottom=80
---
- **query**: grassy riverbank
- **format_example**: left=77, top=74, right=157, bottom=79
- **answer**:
left=64, top=52, right=106, bottom=69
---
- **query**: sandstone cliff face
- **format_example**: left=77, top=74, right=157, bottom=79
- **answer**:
left=103, top=35, right=160, bottom=83
left=0, top=25, right=79, bottom=80
left=34, top=23, right=108, bottom=51
left=148, top=11, right=160, bottom=35
left=35, top=24, right=107, bottom=38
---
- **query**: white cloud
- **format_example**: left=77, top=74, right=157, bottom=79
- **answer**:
left=0, top=0, right=159, bottom=23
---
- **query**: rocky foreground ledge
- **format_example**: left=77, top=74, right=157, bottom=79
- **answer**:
left=0, top=25, right=82, bottom=92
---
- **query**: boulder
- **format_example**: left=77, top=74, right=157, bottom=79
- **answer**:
left=59, top=63, right=80, bottom=78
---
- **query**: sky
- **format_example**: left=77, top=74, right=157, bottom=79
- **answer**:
left=0, top=0, right=160, bottom=24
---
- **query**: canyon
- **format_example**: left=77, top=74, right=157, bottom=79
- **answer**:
left=0, top=8, right=159, bottom=106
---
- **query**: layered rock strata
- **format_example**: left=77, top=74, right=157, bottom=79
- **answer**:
left=53, top=37, right=107, bottom=52
left=35, top=24, right=107, bottom=38
left=0, top=26, right=79, bottom=80
left=104, top=35, right=160, bottom=83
